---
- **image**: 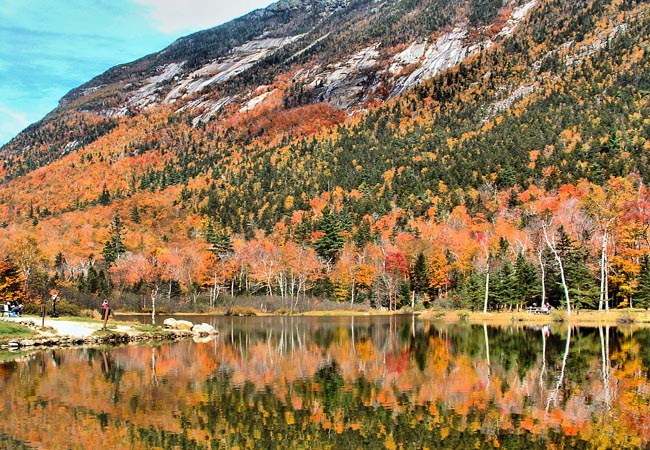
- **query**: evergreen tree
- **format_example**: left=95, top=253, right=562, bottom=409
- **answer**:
left=458, top=273, right=484, bottom=310
left=130, top=204, right=141, bottom=224
left=491, top=261, right=516, bottom=309
left=635, top=255, right=650, bottom=309
left=54, top=252, right=66, bottom=278
left=204, top=219, right=233, bottom=258
left=96, top=268, right=111, bottom=297
left=168, top=279, right=182, bottom=300
left=353, top=218, right=373, bottom=248
left=556, top=226, right=598, bottom=309
left=102, top=216, right=127, bottom=265
left=497, top=165, right=517, bottom=189
left=410, top=252, right=429, bottom=299
left=86, top=265, right=99, bottom=294
left=313, top=208, right=345, bottom=262
left=98, top=184, right=111, bottom=205
left=203, top=219, right=217, bottom=248
left=542, top=244, right=563, bottom=305
left=514, top=252, right=540, bottom=306
left=293, top=217, right=313, bottom=245
left=211, top=231, right=234, bottom=259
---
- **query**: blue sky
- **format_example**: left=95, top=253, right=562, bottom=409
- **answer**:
left=0, top=0, right=275, bottom=146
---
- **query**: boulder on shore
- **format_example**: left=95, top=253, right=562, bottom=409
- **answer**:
left=192, top=323, right=217, bottom=335
left=163, top=318, right=177, bottom=329
left=175, top=320, right=194, bottom=331
left=159, top=318, right=218, bottom=336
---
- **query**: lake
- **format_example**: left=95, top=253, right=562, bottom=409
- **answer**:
left=1, top=314, right=649, bottom=449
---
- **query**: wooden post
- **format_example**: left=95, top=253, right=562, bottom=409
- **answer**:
left=41, top=304, right=46, bottom=328
left=103, top=306, right=109, bottom=329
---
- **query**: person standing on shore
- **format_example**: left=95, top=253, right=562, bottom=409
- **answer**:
left=101, top=299, right=110, bottom=328
left=50, top=290, right=59, bottom=317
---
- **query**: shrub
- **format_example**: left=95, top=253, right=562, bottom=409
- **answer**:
left=23, top=301, right=80, bottom=317
left=225, top=306, right=259, bottom=316
left=80, top=309, right=102, bottom=319
left=141, top=307, right=171, bottom=314
left=617, top=311, right=634, bottom=324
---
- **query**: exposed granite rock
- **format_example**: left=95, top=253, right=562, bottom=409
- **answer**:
left=1, top=330, right=194, bottom=351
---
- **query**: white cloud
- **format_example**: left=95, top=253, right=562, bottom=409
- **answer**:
left=134, top=0, right=275, bottom=34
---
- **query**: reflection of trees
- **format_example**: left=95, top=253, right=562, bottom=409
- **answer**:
left=547, top=325, right=572, bottom=410
left=484, top=323, right=491, bottom=388
left=599, top=325, right=616, bottom=409
left=314, top=361, right=345, bottom=412
left=2, top=319, right=650, bottom=449
left=540, top=324, right=549, bottom=390
left=633, top=329, right=650, bottom=372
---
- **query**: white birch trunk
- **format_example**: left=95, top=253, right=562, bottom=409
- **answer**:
left=537, top=247, right=546, bottom=305
left=599, top=230, right=608, bottom=311
left=483, top=266, right=490, bottom=313
left=599, top=325, right=612, bottom=408
left=542, top=224, right=572, bottom=315
left=150, top=288, right=158, bottom=325
left=547, top=325, right=572, bottom=410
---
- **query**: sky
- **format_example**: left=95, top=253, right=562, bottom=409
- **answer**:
left=0, top=0, right=276, bottom=147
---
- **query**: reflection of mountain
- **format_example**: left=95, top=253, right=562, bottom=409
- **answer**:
left=0, top=321, right=642, bottom=448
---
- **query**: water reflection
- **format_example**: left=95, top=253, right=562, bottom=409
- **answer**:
left=0, top=317, right=648, bottom=449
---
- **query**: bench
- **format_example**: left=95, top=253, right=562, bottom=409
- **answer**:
left=1, top=303, right=22, bottom=317
left=527, top=306, right=550, bottom=314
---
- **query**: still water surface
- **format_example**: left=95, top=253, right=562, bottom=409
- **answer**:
left=1, top=315, right=649, bottom=449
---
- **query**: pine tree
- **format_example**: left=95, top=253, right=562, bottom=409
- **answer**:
left=410, top=252, right=429, bottom=299
left=102, top=216, right=127, bottom=265
left=514, top=252, right=540, bottom=307
left=491, top=261, right=516, bottom=309
left=211, top=231, right=234, bottom=259
left=54, top=252, right=66, bottom=278
left=635, top=255, right=650, bottom=309
left=204, top=219, right=233, bottom=258
left=130, top=204, right=141, bottom=224
left=556, top=226, right=598, bottom=309
left=203, top=219, right=217, bottom=248
left=313, top=208, right=345, bottom=262
left=459, top=273, right=484, bottom=310
left=353, top=218, right=373, bottom=248
left=98, top=184, right=111, bottom=205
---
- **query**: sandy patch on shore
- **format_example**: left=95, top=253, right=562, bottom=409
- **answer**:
left=3, top=316, right=135, bottom=338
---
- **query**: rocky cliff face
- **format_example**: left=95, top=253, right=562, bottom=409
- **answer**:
left=74, top=1, right=536, bottom=119
left=1, top=0, right=536, bottom=173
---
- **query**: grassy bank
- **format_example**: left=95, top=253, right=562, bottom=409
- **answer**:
left=0, top=321, right=37, bottom=344
left=3, top=308, right=650, bottom=344
left=117, top=307, right=650, bottom=325
left=420, top=308, right=650, bottom=326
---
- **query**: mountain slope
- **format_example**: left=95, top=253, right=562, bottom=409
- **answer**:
left=1, top=0, right=533, bottom=179
left=0, top=0, right=648, bottom=302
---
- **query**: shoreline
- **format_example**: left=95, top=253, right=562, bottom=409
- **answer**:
left=418, top=308, right=650, bottom=327
left=2, top=329, right=193, bottom=352
left=118, top=308, right=650, bottom=326
left=3, top=308, right=649, bottom=353
left=0, top=315, right=209, bottom=353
